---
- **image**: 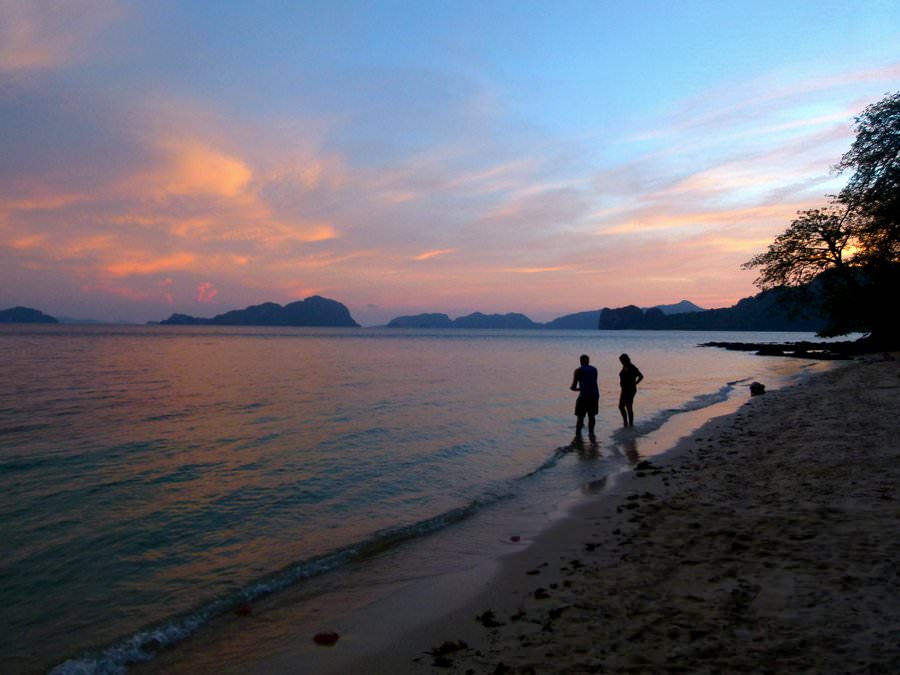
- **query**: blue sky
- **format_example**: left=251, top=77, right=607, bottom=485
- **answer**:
left=1, top=0, right=898, bottom=323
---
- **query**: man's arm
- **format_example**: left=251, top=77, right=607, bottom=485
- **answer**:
left=570, top=368, right=580, bottom=391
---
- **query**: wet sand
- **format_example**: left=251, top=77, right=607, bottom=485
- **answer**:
left=340, top=354, right=900, bottom=674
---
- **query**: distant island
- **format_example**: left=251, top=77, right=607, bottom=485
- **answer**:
left=387, top=291, right=825, bottom=331
left=388, top=300, right=709, bottom=330
left=3, top=289, right=827, bottom=332
left=544, top=300, right=706, bottom=329
left=598, top=288, right=823, bottom=331
left=158, top=295, right=359, bottom=327
left=0, top=306, right=58, bottom=324
left=387, top=312, right=542, bottom=329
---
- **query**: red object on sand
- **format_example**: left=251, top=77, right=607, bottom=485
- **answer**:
left=313, top=631, right=340, bottom=646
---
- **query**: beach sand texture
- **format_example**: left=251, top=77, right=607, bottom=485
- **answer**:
left=360, top=355, right=900, bottom=674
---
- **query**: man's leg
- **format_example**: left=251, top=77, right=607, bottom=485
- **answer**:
left=575, top=412, right=585, bottom=434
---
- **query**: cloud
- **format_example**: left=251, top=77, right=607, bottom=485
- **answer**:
left=505, top=266, right=566, bottom=273
left=2, top=22, right=897, bottom=325
left=412, top=248, right=456, bottom=261
left=197, top=281, right=218, bottom=304
left=630, top=62, right=900, bottom=145
left=0, top=0, right=122, bottom=71
left=105, top=252, right=196, bottom=277
left=148, top=139, right=254, bottom=200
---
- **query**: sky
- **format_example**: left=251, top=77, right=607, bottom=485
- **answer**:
left=1, top=1, right=898, bottom=325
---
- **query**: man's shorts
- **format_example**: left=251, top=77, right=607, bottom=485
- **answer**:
left=575, top=395, right=599, bottom=417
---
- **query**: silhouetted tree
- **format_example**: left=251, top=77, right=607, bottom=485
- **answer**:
left=744, top=91, right=900, bottom=346
left=835, top=91, right=900, bottom=264
left=742, top=205, right=858, bottom=287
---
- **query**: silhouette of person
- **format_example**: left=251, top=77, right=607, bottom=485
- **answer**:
left=570, top=354, right=599, bottom=439
left=618, top=353, right=644, bottom=427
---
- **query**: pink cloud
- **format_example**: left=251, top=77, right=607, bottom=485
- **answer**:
left=158, top=278, right=174, bottom=305
left=196, top=281, right=218, bottom=304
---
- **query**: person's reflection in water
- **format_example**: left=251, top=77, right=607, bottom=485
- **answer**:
left=570, top=433, right=600, bottom=458
left=621, top=437, right=640, bottom=464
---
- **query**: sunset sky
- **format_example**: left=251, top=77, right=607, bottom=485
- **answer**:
left=1, top=1, right=898, bottom=325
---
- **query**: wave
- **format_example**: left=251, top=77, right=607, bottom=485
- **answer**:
left=610, top=378, right=749, bottom=448
left=48, top=473, right=531, bottom=674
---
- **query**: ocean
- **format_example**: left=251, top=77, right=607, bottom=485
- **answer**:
left=0, top=325, right=837, bottom=674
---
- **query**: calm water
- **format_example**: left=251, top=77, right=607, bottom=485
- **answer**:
left=0, top=325, right=829, bottom=674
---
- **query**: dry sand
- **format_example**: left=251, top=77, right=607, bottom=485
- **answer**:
left=358, top=355, right=900, bottom=674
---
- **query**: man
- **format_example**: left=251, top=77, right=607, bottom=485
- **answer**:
left=570, top=354, right=599, bottom=439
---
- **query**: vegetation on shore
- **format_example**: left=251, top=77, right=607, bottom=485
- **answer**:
left=744, top=91, right=900, bottom=349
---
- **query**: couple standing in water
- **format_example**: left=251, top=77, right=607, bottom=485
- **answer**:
left=570, top=353, right=644, bottom=439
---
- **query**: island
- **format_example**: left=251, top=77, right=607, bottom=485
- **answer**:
left=0, top=306, right=59, bottom=324
left=385, top=291, right=824, bottom=332
left=159, top=296, right=359, bottom=327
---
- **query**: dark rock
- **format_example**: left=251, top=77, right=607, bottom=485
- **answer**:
left=313, top=630, right=340, bottom=646
left=476, top=610, right=505, bottom=628
left=427, top=640, right=468, bottom=656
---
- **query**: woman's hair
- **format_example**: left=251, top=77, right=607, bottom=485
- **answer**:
left=619, top=353, right=631, bottom=364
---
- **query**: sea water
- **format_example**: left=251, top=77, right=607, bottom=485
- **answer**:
left=0, top=325, right=835, bottom=673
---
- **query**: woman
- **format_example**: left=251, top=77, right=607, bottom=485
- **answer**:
left=618, top=353, right=644, bottom=427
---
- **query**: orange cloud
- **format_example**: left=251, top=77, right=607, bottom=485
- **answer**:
left=152, top=139, right=253, bottom=199
left=412, top=248, right=456, bottom=261
left=505, top=266, right=565, bottom=273
left=105, top=252, right=196, bottom=277
left=8, top=234, right=48, bottom=249
left=2, top=191, right=89, bottom=211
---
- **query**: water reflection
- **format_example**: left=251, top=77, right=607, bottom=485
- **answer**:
left=568, top=433, right=599, bottom=460
left=579, top=434, right=640, bottom=495
left=620, top=436, right=640, bottom=464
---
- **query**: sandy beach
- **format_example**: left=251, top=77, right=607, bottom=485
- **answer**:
left=339, top=354, right=900, bottom=674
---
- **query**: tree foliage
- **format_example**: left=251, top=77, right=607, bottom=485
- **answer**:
left=742, top=205, right=857, bottom=288
left=835, top=91, right=900, bottom=263
left=744, top=91, right=900, bottom=344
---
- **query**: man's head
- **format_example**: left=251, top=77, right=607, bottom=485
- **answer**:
left=580, top=354, right=590, bottom=365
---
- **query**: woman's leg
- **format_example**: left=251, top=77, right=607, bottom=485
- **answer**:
left=620, top=390, right=636, bottom=426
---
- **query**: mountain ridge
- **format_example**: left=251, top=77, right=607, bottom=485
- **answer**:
left=2, top=292, right=824, bottom=332
left=0, top=306, right=59, bottom=324
left=389, top=300, right=707, bottom=330
left=158, top=296, right=359, bottom=327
